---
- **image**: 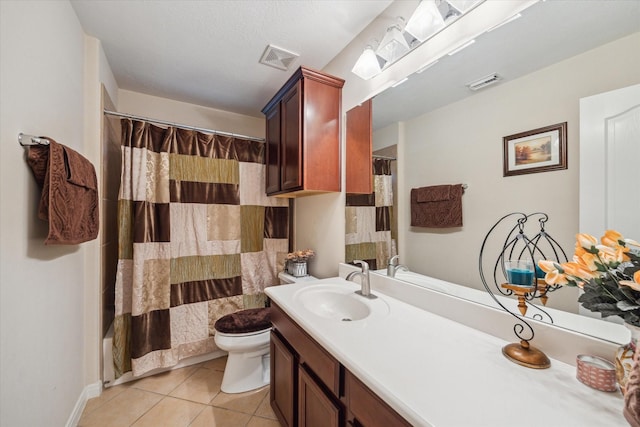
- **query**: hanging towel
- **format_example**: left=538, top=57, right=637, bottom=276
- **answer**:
left=625, top=346, right=640, bottom=427
left=410, top=184, right=463, bottom=228
left=26, top=138, right=99, bottom=244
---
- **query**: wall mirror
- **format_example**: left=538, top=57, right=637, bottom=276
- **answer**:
left=345, top=0, right=640, bottom=344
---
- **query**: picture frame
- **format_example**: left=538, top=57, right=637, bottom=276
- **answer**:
left=503, top=122, right=567, bottom=177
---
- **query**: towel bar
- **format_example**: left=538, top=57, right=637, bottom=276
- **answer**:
left=18, top=133, right=50, bottom=146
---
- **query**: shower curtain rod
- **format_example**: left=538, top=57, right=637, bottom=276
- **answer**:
left=372, top=154, right=396, bottom=160
left=103, top=110, right=265, bottom=143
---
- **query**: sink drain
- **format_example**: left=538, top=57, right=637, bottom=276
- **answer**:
left=341, top=318, right=352, bottom=322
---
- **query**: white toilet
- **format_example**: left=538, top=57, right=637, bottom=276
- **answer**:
left=214, top=273, right=318, bottom=394
left=214, top=307, right=272, bottom=394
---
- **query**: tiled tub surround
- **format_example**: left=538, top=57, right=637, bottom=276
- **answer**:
left=265, top=276, right=625, bottom=427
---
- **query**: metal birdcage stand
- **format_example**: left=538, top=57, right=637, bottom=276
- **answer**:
left=478, top=212, right=568, bottom=369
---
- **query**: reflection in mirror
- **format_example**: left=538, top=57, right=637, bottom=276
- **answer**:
left=345, top=155, right=397, bottom=270
left=344, top=0, right=640, bottom=344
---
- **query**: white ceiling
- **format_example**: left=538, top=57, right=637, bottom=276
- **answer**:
left=71, top=0, right=639, bottom=124
left=373, top=0, right=640, bottom=130
left=70, top=0, right=393, bottom=118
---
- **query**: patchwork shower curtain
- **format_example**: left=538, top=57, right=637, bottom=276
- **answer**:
left=113, top=119, right=289, bottom=378
left=345, top=158, right=396, bottom=270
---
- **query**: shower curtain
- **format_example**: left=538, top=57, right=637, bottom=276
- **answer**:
left=345, top=158, right=396, bottom=270
left=113, top=119, right=289, bottom=378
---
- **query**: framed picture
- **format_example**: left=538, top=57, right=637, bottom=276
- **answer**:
left=503, top=122, right=567, bottom=177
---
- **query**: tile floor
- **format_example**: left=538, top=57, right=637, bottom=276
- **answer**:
left=78, top=356, right=281, bottom=427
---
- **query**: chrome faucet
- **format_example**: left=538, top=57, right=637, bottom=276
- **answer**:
left=345, top=260, right=377, bottom=299
left=386, top=255, right=408, bottom=278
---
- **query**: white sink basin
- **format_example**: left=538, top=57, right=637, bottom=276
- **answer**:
left=293, top=284, right=389, bottom=321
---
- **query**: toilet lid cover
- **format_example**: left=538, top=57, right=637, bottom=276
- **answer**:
left=214, top=307, right=271, bottom=334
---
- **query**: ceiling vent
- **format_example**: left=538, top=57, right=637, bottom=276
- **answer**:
left=259, top=44, right=299, bottom=71
left=466, top=73, right=502, bottom=91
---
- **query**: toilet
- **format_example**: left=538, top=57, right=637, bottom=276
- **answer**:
left=214, top=307, right=272, bottom=394
left=214, top=273, right=318, bottom=394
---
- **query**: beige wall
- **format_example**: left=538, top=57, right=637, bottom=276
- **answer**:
left=117, top=90, right=264, bottom=139
left=0, top=1, right=90, bottom=425
left=399, top=33, right=640, bottom=313
left=83, top=34, right=120, bottom=394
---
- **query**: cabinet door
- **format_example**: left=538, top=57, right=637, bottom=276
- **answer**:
left=271, top=331, right=296, bottom=427
left=345, top=370, right=411, bottom=427
left=346, top=99, right=373, bottom=194
left=298, top=364, right=341, bottom=427
left=265, top=103, right=281, bottom=195
left=281, top=81, right=302, bottom=191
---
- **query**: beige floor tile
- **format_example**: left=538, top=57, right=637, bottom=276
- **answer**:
left=210, top=386, right=269, bottom=414
left=130, top=365, right=198, bottom=395
left=201, top=355, right=228, bottom=372
left=189, top=406, right=252, bottom=427
left=254, top=392, right=277, bottom=420
left=169, top=367, right=224, bottom=404
left=77, top=388, right=163, bottom=427
left=246, top=416, right=282, bottom=427
left=131, top=396, right=205, bottom=427
left=82, top=383, right=129, bottom=415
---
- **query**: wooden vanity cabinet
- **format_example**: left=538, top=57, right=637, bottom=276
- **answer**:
left=270, top=302, right=410, bottom=427
left=262, top=66, right=345, bottom=197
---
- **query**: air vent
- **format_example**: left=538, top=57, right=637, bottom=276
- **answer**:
left=466, top=73, right=502, bottom=91
left=259, top=45, right=299, bottom=71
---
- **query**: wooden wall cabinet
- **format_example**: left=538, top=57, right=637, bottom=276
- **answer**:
left=346, top=99, right=373, bottom=194
left=270, top=302, right=410, bottom=427
left=262, top=66, right=345, bottom=197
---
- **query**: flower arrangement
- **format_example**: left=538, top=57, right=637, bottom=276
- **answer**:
left=538, top=230, right=640, bottom=326
left=285, top=249, right=315, bottom=263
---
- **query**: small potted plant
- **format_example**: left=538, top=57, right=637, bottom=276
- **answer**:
left=285, top=249, right=315, bottom=277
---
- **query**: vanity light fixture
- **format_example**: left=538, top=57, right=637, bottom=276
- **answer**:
left=376, top=21, right=411, bottom=63
left=351, top=45, right=383, bottom=80
left=447, top=0, right=481, bottom=13
left=404, top=0, right=446, bottom=43
left=350, top=0, right=483, bottom=80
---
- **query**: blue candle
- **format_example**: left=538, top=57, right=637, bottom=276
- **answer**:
left=507, top=268, right=534, bottom=286
left=535, top=264, right=545, bottom=279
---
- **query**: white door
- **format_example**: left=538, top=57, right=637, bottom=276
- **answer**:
left=580, top=84, right=640, bottom=239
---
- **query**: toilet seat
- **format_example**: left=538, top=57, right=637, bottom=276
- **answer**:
left=214, top=307, right=271, bottom=334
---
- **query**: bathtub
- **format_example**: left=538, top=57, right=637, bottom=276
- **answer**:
left=102, top=323, right=226, bottom=387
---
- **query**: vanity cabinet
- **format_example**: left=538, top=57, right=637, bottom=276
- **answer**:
left=270, top=302, right=409, bottom=427
left=261, top=66, right=345, bottom=197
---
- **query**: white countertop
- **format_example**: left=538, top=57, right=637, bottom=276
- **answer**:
left=265, top=277, right=626, bottom=427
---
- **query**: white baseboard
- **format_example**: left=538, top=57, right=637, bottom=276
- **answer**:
left=66, top=381, right=102, bottom=427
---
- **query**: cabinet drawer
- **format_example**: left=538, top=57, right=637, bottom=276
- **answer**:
left=346, top=370, right=411, bottom=427
left=271, top=303, right=341, bottom=395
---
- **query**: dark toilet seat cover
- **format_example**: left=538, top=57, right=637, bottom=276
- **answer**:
left=214, top=307, right=271, bottom=334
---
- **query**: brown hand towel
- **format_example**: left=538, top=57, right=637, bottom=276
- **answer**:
left=410, top=184, right=463, bottom=228
left=625, top=344, right=640, bottom=427
left=26, top=138, right=99, bottom=244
